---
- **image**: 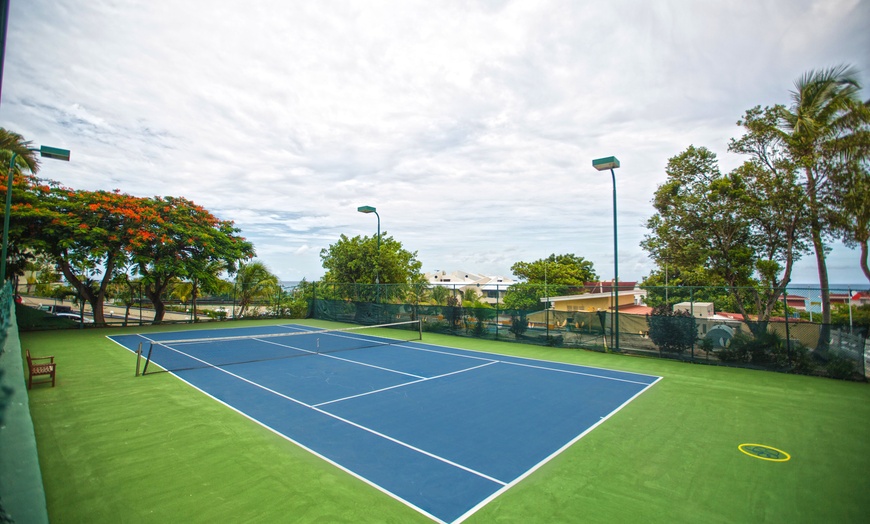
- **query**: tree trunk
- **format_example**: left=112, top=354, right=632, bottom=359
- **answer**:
left=138, top=266, right=170, bottom=324
left=804, top=167, right=831, bottom=351
left=56, top=257, right=117, bottom=325
left=143, top=285, right=167, bottom=324
left=191, top=279, right=199, bottom=322
left=861, top=240, right=870, bottom=283
left=57, top=263, right=101, bottom=323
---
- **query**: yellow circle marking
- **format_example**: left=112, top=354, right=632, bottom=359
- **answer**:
left=738, top=443, right=791, bottom=462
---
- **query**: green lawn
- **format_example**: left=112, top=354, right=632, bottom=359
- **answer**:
left=21, top=320, right=870, bottom=523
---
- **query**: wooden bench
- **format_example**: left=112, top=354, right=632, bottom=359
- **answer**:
left=25, top=349, right=56, bottom=389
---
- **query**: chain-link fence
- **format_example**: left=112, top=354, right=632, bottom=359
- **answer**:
left=14, top=279, right=868, bottom=380
left=309, top=282, right=868, bottom=381
left=13, top=280, right=309, bottom=330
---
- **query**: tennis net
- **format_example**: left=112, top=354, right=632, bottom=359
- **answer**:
left=138, top=320, right=422, bottom=375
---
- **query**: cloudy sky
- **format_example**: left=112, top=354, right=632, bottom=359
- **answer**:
left=3, top=0, right=869, bottom=285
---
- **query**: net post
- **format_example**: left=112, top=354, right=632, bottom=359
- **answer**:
left=142, top=343, right=154, bottom=376
left=135, top=343, right=142, bottom=376
left=418, top=318, right=422, bottom=340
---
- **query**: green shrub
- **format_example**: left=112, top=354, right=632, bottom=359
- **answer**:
left=422, top=319, right=451, bottom=334
left=545, top=335, right=563, bottom=347
left=825, top=356, right=857, bottom=380
left=788, top=345, right=816, bottom=375
left=717, top=332, right=781, bottom=364
left=509, top=313, right=528, bottom=338
left=647, top=306, right=696, bottom=354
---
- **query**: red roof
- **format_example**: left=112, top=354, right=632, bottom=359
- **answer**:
left=619, top=304, right=653, bottom=315
left=716, top=311, right=747, bottom=321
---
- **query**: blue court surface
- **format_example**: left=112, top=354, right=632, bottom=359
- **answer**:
left=109, top=324, right=661, bottom=523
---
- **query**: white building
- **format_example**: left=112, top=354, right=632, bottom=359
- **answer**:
left=425, top=270, right=514, bottom=305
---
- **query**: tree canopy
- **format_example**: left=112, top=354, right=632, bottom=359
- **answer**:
left=503, top=254, right=598, bottom=311
left=510, top=253, right=597, bottom=285
left=642, top=64, right=869, bottom=328
left=780, top=64, right=870, bottom=321
left=0, top=166, right=254, bottom=323
left=320, top=232, right=423, bottom=286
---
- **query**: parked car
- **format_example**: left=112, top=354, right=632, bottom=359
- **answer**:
left=38, top=304, right=73, bottom=314
left=54, top=312, right=93, bottom=323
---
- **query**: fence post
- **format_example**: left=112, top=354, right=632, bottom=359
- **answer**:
left=231, top=281, right=236, bottom=320
left=311, top=282, right=316, bottom=319
left=783, top=290, right=792, bottom=360
left=690, top=287, right=695, bottom=358
left=495, top=284, right=500, bottom=339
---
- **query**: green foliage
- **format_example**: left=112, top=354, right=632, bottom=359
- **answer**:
left=504, top=254, right=598, bottom=312
left=789, top=345, right=817, bottom=375
left=234, top=261, right=279, bottom=317
left=2, top=171, right=254, bottom=325
left=200, top=308, right=228, bottom=321
left=266, top=282, right=310, bottom=318
left=509, top=313, right=528, bottom=338
left=716, top=330, right=815, bottom=373
left=825, top=356, right=858, bottom=380
left=780, top=65, right=869, bottom=323
left=510, top=254, right=598, bottom=285
left=646, top=305, right=696, bottom=354
left=320, top=232, right=423, bottom=289
left=467, top=304, right=494, bottom=337
left=0, top=127, right=41, bottom=174
left=831, top=303, right=870, bottom=336
left=503, top=283, right=546, bottom=311
left=717, top=332, right=780, bottom=364
left=643, top=65, right=870, bottom=328
left=430, top=286, right=450, bottom=305
left=641, top=144, right=801, bottom=326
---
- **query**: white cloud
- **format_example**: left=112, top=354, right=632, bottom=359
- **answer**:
left=4, top=0, right=868, bottom=284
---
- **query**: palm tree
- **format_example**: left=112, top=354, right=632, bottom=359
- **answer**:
left=187, top=259, right=227, bottom=321
left=780, top=65, right=867, bottom=329
left=1, top=128, right=42, bottom=282
left=234, top=260, right=278, bottom=318
left=0, top=127, right=40, bottom=174
left=430, top=285, right=449, bottom=305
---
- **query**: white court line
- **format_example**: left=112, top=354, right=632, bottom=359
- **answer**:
left=313, top=333, right=655, bottom=386
left=138, top=337, right=509, bottom=488
left=254, top=337, right=427, bottom=380
left=283, top=326, right=658, bottom=386
left=314, top=361, right=498, bottom=407
left=113, top=328, right=662, bottom=524
left=452, top=374, right=664, bottom=524
left=498, top=360, right=654, bottom=385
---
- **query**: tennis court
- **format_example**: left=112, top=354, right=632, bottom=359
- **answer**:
left=109, top=322, right=660, bottom=523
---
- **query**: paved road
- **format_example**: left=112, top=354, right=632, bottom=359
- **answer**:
left=20, top=296, right=210, bottom=324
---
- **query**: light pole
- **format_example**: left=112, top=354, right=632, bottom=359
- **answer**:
left=357, top=205, right=380, bottom=303
left=2, top=145, right=71, bottom=281
left=593, top=156, right=620, bottom=351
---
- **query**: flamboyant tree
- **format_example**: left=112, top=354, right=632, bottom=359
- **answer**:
left=130, top=196, right=254, bottom=323
left=33, top=188, right=152, bottom=324
left=3, top=177, right=254, bottom=323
